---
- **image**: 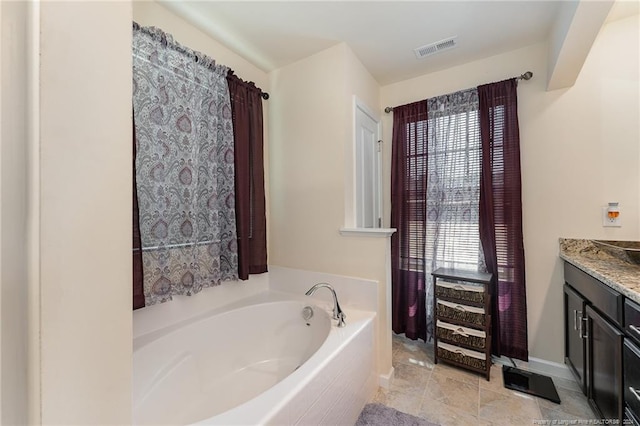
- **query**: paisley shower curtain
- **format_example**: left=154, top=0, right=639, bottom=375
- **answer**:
left=132, top=23, right=238, bottom=306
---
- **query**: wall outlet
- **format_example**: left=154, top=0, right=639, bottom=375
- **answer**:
left=602, top=206, right=621, bottom=227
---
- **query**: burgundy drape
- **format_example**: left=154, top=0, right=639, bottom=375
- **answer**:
left=391, top=101, right=429, bottom=341
left=478, top=78, right=528, bottom=360
left=133, top=113, right=145, bottom=310
left=226, top=71, right=268, bottom=280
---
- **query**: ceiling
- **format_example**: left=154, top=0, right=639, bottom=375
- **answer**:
left=160, top=1, right=639, bottom=86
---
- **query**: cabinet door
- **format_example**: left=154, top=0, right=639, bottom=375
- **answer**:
left=564, top=284, right=586, bottom=393
left=586, top=305, right=624, bottom=421
left=624, top=338, right=640, bottom=424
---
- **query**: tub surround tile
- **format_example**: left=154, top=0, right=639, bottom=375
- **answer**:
left=559, top=238, right=640, bottom=304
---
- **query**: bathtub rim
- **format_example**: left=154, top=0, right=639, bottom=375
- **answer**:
left=134, top=290, right=331, bottom=351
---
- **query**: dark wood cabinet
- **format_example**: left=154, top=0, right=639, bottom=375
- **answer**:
left=564, top=284, right=587, bottom=393
left=563, top=262, right=629, bottom=423
left=624, top=339, right=640, bottom=425
left=625, top=299, right=640, bottom=346
left=585, top=305, right=624, bottom=420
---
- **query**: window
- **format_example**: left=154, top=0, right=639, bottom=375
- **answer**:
left=407, top=92, right=483, bottom=272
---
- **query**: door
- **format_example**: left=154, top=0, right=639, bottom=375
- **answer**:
left=355, top=102, right=381, bottom=228
left=586, top=305, right=624, bottom=421
left=564, top=284, right=587, bottom=393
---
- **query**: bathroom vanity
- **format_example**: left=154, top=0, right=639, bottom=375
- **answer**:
left=560, top=239, right=640, bottom=425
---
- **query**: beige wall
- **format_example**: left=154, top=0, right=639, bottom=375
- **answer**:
left=0, top=1, right=30, bottom=423
left=38, top=1, right=133, bottom=423
left=381, top=15, right=639, bottom=364
left=269, top=43, right=392, bottom=375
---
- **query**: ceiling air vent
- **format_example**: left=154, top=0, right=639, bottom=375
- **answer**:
left=414, top=36, right=458, bottom=59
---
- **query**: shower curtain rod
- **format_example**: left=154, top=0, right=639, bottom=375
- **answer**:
left=133, top=22, right=270, bottom=101
left=383, top=70, right=533, bottom=113
left=133, top=52, right=270, bottom=100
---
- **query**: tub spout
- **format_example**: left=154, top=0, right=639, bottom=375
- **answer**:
left=305, top=283, right=346, bottom=327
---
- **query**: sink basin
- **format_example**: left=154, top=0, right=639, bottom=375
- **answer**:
left=591, top=240, right=640, bottom=265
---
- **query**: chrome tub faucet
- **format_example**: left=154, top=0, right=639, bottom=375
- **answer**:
left=305, top=283, right=346, bottom=327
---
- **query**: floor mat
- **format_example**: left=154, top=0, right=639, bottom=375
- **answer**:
left=503, top=365, right=561, bottom=404
left=355, top=403, right=439, bottom=426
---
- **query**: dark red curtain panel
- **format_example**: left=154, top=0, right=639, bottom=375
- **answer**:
left=478, top=78, right=528, bottom=360
left=391, top=101, right=429, bottom=341
left=133, top=114, right=145, bottom=310
left=226, top=71, right=268, bottom=280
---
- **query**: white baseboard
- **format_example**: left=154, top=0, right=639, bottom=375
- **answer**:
left=493, top=355, right=574, bottom=381
left=378, top=366, right=394, bottom=389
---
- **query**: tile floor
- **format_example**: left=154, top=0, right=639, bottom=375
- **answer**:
left=373, top=334, right=595, bottom=426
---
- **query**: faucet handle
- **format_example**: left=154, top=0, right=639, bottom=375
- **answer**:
left=336, top=311, right=346, bottom=328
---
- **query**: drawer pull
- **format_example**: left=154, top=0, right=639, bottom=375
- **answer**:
left=573, top=309, right=578, bottom=331
left=454, top=305, right=467, bottom=312
left=453, top=285, right=465, bottom=290
left=630, top=386, right=640, bottom=402
left=453, top=327, right=469, bottom=337
left=630, top=325, right=640, bottom=336
left=577, top=310, right=583, bottom=336
left=581, top=316, right=588, bottom=339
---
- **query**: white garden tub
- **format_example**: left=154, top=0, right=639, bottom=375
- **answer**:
left=133, top=291, right=376, bottom=425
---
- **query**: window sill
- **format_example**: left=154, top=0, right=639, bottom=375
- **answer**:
left=339, top=227, right=397, bottom=238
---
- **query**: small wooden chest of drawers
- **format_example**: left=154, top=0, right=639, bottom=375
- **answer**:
left=432, top=267, right=493, bottom=381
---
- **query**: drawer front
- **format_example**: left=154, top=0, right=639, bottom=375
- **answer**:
left=625, top=299, right=640, bottom=345
left=435, top=280, right=485, bottom=305
left=564, top=263, right=623, bottom=326
left=436, top=320, right=486, bottom=350
left=437, top=342, right=487, bottom=371
left=624, top=338, right=640, bottom=422
left=436, top=300, right=486, bottom=327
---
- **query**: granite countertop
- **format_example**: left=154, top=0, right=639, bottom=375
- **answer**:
left=560, top=238, right=640, bottom=304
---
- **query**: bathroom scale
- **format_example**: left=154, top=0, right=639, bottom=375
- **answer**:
left=502, top=365, right=561, bottom=404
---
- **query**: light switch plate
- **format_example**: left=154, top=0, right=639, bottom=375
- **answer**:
left=602, top=206, right=621, bottom=227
